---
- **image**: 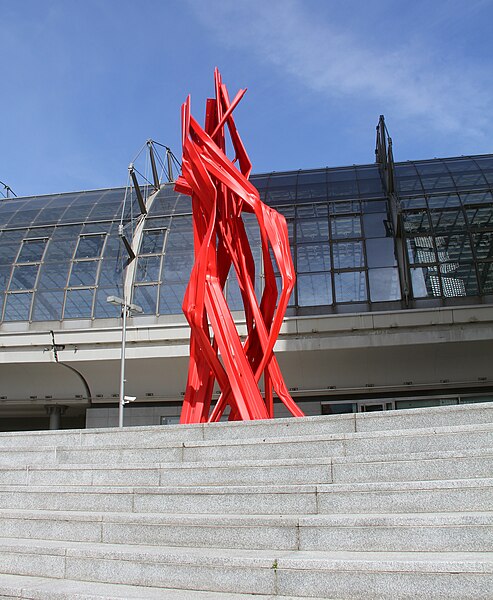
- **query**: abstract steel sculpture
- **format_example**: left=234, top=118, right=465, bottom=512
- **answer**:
left=175, top=69, right=304, bottom=423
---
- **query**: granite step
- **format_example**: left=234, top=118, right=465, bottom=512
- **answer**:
left=0, top=538, right=490, bottom=599
left=0, top=509, right=491, bottom=553
left=4, top=422, right=485, bottom=468
left=0, top=446, right=490, bottom=487
left=179, top=423, right=493, bottom=464
left=0, top=478, right=490, bottom=514
left=0, top=573, right=336, bottom=600
left=0, top=457, right=333, bottom=487
left=0, top=401, right=490, bottom=451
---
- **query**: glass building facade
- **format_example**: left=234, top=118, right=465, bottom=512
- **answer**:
left=0, top=154, right=492, bottom=324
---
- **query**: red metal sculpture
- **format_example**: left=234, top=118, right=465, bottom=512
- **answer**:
left=175, top=69, right=304, bottom=423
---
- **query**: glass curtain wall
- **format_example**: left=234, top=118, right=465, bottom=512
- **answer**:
left=0, top=154, right=491, bottom=323
left=397, top=157, right=493, bottom=300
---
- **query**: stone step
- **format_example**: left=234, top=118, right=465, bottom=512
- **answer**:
left=0, top=538, right=490, bottom=599
left=0, top=402, right=491, bottom=453
left=0, top=509, right=491, bottom=553
left=331, top=447, right=493, bottom=484
left=0, top=420, right=491, bottom=468
left=0, top=422, right=482, bottom=468
left=0, top=447, right=491, bottom=487
left=0, top=457, right=333, bottom=487
left=0, top=478, right=490, bottom=514
left=297, top=512, right=493, bottom=552
left=179, top=423, right=493, bottom=464
left=0, top=573, right=336, bottom=600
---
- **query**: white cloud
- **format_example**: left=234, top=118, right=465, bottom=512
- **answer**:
left=187, top=0, right=493, bottom=142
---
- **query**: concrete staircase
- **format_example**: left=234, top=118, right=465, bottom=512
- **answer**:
left=0, top=403, right=491, bottom=599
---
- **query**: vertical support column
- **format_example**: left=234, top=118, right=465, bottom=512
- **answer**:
left=376, top=116, right=411, bottom=307
left=45, top=405, right=67, bottom=430
left=118, top=304, right=127, bottom=428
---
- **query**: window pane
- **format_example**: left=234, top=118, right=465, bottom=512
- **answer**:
left=443, top=264, right=477, bottom=296
left=334, top=271, right=367, bottom=302
left=363, top=213, right=389, bottom=238
left=75, top=235, right=105, bottom=259
left=361, top=200, right=387, bottom=214
left=17, top=239, right=47, bottom=263
left=296, top=204, right=328, bottom=219
left=440, top=276, right=467, bottom=297
left=397, top=177, right=423, bottom=194
left=329, top=200, right=360, bottom=214
left=37, top=263, right=70, bottom=289
left=407, top=237, right=435, bottom=264
left=159, top=282, right=186, bottom=314
left=474, top=157, right=493, bottom=185
left=4, top=292, right=32, bottom=321
left=64, top=288, right=94, bottom=318
left=32, top=290, right=63, bottom=321
left=165, top=217, right=193, bottom=250
left=478, top=262, right=493, bottom=294
left=0, top=265, right=12, bottom=291
left=61, top=205, right=93, bottom=222
left=416, top=163, right=455, bottom=192
left=466, top=206, right=493, bottom=228
left=226, top=271, right=244, bottom=311
left=98, top=258, right=123, bottom=287
left=0, top=240, right=22, bottom=265
left=327, top=169, right=358, bottom=198
left=296, top=181, right=327, bottom=201
left=69, top=260, right=99, bottom=287
left=439, top=234, right=473, bottom=263
left=402, top=211, right=431, bottom=234
left=133, top=284, right=158, bottom=314
left=276, top=205, right=295, bottom=220
left=369, top=268, right=401, bottom=301
left=7, top=208, right=41, bottom=226
left=430, top=210, right=465, bottom=233
left=410, top=267, right=436, bottom=298
left=296, top=219, right=329, bottom=243
left=451, top=170, right=487, bottom=189
left=297, top=244, right=331, bottom=272
left=400, top=197, right=427, bottom=209
left=162, top=249, right=193, bottom=283
left=357, top=177, right=383, bottom=196
left=297, top=273, right=332, bottom=306
left=9, top=265, right=39, bottom=290
left=102, top=234, right=122, bottom=260
left=330, top=216, right=361, bottom=239
left=461, top=191, right=493, bottom=205
left=140, top=229, right=166, bottom=255
left=93, top=286, right=123, bottom=318
left=427, top=195, right=460, bottom=209
left=43, top=227, right=81, bottom=261
left=332, top=241, right=364, bottom=269
left=243, top=213, right=262, bottom=245
left=472, top=232, right=493, bottom=260
left=135, top=255, right=162, bottom=283
left=366, top=238, right=396, bottom=268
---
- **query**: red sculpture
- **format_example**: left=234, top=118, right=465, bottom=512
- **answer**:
left=175, top=69, right=304, bottom=423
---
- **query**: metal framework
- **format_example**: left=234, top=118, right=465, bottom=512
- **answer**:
left=175, top=69, right=304, bottom=423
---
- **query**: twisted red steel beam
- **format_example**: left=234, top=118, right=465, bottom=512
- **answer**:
left=175, top=69, right=304, bottom=423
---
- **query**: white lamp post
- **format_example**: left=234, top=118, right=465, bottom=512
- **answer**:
left=106, top=295, right=143, bottom=427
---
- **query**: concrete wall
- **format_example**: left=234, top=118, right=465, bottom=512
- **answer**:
left=1, top=304, right=492, bottom=428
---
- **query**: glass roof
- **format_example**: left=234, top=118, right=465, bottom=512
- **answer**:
left=0, top=154, right=492, bottom=325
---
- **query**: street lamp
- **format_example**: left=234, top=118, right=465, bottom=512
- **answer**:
left=107, top=295, right=143, bottom=427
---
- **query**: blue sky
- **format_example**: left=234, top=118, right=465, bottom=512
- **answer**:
left=1, top=0, right=493, bottom=197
